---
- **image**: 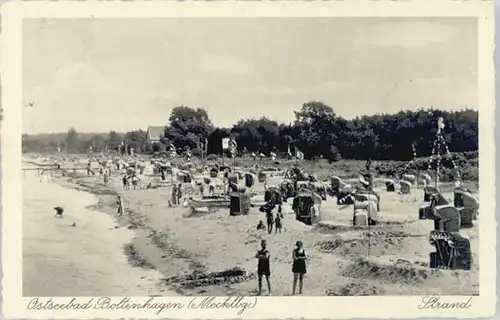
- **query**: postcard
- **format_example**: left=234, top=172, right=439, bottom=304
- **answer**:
left=1, top=0, right=496, bottom=318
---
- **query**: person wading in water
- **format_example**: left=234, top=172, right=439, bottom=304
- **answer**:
left=255, top=239, right=271, bottom=295
left=292, top=240, right=308, bottom=295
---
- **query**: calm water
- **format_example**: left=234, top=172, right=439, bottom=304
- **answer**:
left=22, top=169, right=161, bottom=296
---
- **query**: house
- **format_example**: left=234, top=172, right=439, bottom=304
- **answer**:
left=146, top=126, right=165, bottom=143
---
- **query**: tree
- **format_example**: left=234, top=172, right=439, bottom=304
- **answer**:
left=107, top=130, right=123, bottom=150
left=65, top=127, right=81, bottom=153
left=293, top=101, right=340, bottom=159
left=231, top=117, right=280, bottom=153
left=20, top=104, right=478, bottom=160
left=167, top=106, right=214, bottom=152
left=83, top=134, right=107, bottom=152
left=124, top=130, right=148, bottom=152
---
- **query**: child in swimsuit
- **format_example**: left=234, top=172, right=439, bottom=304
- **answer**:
left=275, top=205, right=284, bottom=234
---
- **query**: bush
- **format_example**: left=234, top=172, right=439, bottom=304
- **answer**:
left=373, top=152, right=478, bottom=181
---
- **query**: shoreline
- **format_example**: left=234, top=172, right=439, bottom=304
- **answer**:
left=53, top=175, right=193, bottom=295
left=23, top=172, right=177, bottom=296
left=50, top=171, right=480, bottom=296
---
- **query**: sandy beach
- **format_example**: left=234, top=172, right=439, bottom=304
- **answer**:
left=22, top=169, right=176, bottom=296
left=23, top=158, right=479, bottom=297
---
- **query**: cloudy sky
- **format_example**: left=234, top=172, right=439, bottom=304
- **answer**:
left=22, top=17, right=477, bottom=134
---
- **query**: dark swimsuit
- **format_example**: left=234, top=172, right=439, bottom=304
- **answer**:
left=275, top=214, right=283, bottom=228
left=292, top=249, right=307, bottom=274
left=266, top=211, right=274, bottom=224
left=257, top=249, right=271, bottom=276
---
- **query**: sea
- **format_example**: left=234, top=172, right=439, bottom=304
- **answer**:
left=22, top=168, right=161, bottom=296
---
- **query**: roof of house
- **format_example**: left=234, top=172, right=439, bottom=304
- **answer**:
left=147, top=126, right=165, bottom=141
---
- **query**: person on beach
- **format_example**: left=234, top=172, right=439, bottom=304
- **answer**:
left=209, top=182, right=215, bottom=197
left=87, top=161, right=92, bottom=176
left=292, top=241, right=308, bottom=295
left=131, top=175, right=139, bottom=190
left=256, top=220, right=266, bottom=230
left=274, top=205, right=284, bottom=234
left=54, top=206, right=64, bottom=218
left=177, top=184, right=183, bottom=204
left=199, top=183, right=204, bottom=197
left=117, top=195, right=124, bottom=216
left=265, top=205, right=274, bottom=234
left=122, top=175, right=129, bottom=190
left=255, top=239, right=271, bottom=295
left=171, top=185, right=178, bottom=206
left=103, top=169, right=109, bottom=184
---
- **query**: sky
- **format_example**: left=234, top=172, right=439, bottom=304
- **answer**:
left=22, top=17, right=478, bottom=134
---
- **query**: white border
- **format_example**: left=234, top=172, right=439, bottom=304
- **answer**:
left=1, top=1, right=496, bottom=319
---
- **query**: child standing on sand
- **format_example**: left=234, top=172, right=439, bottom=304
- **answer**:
left=265, top=205, right=274, bottom=234
left=275, top=205, right=284, bottom=234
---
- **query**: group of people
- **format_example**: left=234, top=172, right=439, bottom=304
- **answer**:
left=255, top=239, right=308, bottom=295
left=122, top=174, right=140, bottom=190
left=257, top=203, right=284, bottom=234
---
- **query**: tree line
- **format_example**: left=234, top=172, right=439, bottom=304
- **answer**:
left=22, top=101, right=478, bottom=161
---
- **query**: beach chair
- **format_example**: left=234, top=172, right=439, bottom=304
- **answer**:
left=229, top=193, right=251, bottom=216
left=433, top=204, right=461, bottom=233
left=399, top=181, right=411, bottom=194
left=244, top=173, right=255, bottom=188
left=458, top=207, right=474, bottom=228
left=353, top=208, right=368, bottom=227
left=293, top=189, right=322, bottom=225
left=353, top=200, right=378, bottom=224
left=385, top=179, right=395, bottom=192
left=429, top=231, right=471, bottom=270
left=454, top=188, right=478, bottom=211
left=419, top=203, right=435, bottom=220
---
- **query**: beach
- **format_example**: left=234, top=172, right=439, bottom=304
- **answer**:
left=22, top=169, right=175, bottom=296
left=22, top=158, right=479, bottom=297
